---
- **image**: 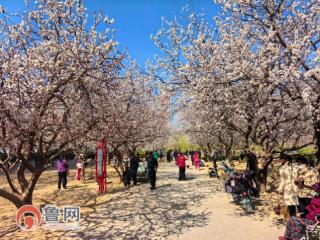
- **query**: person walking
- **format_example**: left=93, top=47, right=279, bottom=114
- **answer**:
left=147, top=151, right=158, bottom=190
left=130, top=154, right=140, bottom=185
left=194, top=151, right=200, bottom=170
left=57, top=156, right=69, bottom=190
left=177, top=153, right=187, bottom=181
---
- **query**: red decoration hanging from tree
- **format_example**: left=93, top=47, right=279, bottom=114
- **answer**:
left=95, top=140, right=107, bottom=193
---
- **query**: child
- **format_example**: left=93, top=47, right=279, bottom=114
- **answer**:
left=75, top=159, right=82, bottom=181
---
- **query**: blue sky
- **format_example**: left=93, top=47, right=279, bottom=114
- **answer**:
left=0, top=0, right=220, bottom=65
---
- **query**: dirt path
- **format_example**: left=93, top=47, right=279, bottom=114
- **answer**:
left=2, top=160, right=285, bottom=240
left=173, top=173, right=284, bottom=240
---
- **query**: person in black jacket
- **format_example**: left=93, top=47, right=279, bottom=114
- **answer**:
left=166, top=150, right=171, bottom=162
left=123, top=161, right=131, bottom=187
left=130, top=155, right=140, bottom=185
left=147, top=151, right=158, bottom=190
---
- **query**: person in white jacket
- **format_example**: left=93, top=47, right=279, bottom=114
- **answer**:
left=278, top=154, right=300, bottom=217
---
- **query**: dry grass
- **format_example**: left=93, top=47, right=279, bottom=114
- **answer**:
left=0, top=165, right=123, bottom=240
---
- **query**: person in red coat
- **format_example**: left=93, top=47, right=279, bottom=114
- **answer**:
left=194, top=152, right=200, bottom=170
left=177, top=153, right=187, bottom=181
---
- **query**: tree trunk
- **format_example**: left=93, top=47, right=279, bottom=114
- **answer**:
left=244, top=151, right=273, bottom=193
left=225, top=145, right=232, bottom=161
left=0, top=188, right=26, bottom=209
left=0, top=168, right=42, bottom=209
left=113, top=148, right=124, bottom=183
left=314, top=120, right=320, bottom=164
left=244, top=123, right=252, bottom=150
left=256, top=168, right=268, bottom=192
left=245, top=151, right=261, bottom=191
left=112, top=166, right=124, bottom=183
left=23, top=172, right=41, bottom=204
left=256, top=157, right=273, bottom=193
left=0, top=184, right=36, bottom=209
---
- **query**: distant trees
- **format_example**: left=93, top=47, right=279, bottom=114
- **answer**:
left=91, top=61, right=170, bottom=180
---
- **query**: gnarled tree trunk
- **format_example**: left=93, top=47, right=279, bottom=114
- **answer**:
left=0, top=170, right=42, bottom=209
left=314, top=119, right=320, bottom=165
left=245, top=151, right=273, bottom=192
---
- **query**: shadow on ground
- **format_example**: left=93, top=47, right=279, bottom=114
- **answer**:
left=3, top=168, right=216, bottom=240
left=60, top=172, right=215, bottom=240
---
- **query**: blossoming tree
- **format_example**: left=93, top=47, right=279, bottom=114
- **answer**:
left=151, top=0, right=319, bottom=189
left=0, top=0, right=124, bottom=208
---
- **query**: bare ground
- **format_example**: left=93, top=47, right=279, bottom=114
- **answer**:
left=0, top=160, right=285, bottom=240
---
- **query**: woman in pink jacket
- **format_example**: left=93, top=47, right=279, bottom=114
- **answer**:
left=177, top=153, right=187, bottom=181
left=279, top=183, right=320, bottom=240
left=194, top=152, right=200, bottom=170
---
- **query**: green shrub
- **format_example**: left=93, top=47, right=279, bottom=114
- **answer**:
left=136, top=149, right=146, bottom=158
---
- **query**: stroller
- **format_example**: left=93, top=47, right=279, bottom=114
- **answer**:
left=225, top=170, right=259, bottom=213
left=136, top=162, right=148, bottom=182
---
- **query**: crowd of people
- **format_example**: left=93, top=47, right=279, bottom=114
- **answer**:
left=276, top=154, right=320, bottom=240
left=122, top=150, right=202, bottom=189
left=54, top=148, right=320, bottom=239
left=55, top=149, right=205, bottom=192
